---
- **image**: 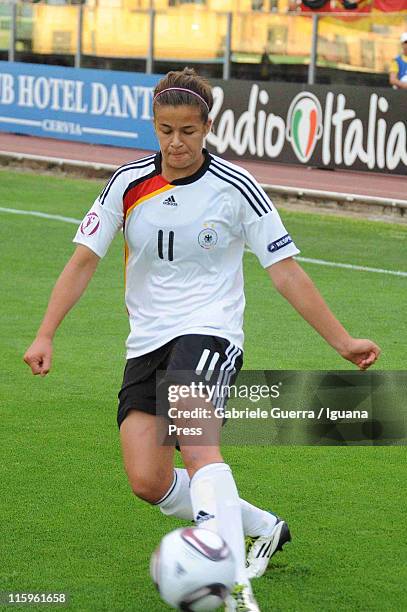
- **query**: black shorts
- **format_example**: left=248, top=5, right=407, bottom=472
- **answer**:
left=117, top=334, right=243, bottom=429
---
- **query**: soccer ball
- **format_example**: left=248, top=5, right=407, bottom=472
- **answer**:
left=150, top=527, right=235, bottom=610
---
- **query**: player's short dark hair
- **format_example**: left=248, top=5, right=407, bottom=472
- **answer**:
left=153, top=68, right=213, bottom=122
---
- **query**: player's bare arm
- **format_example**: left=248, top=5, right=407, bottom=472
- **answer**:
left=24, top=244, right=100, bottom=377
left=267, top=257, right=380, bottom=370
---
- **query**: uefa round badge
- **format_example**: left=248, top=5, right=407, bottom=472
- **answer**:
left=198, top=228, right=218, bottom=249
left=80, top=212, right=100, bottom=236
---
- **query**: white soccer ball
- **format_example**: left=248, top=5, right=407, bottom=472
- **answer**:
left=150, top=527, right=235, bottom=610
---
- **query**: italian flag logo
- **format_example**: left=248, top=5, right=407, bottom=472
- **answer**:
left=286, top=92, right=323, bottom=163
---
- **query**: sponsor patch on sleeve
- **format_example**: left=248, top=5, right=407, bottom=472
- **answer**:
left=267, top=234, right=293, bottom=253
left=80, top=212, right=100, bottom=236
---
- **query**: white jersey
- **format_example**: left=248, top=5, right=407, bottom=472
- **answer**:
left=74, top=150, right=299, bottom=358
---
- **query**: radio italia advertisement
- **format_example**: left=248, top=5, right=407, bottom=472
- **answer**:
left=0, top=61, right=405, bottom=174
left=208, top=79, right=407, bottom=175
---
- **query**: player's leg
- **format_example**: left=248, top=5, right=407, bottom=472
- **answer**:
left=159, top=464, right=286, bottom=536
left=118, top=346, right=179, bottom=505
left=165, top=335, right=260, bottom=611
left=157, top=334, right=290, bottom=580
left=158, top=465, right=291, bottom=576
left=174, top=405, right=259, bottom=611
left=120, top=410, right=175, bottom=503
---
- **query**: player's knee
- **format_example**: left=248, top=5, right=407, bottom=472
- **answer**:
left=127, top=473, right=166, bottom=504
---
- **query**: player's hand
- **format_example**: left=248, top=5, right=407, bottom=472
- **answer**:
left=338, top=338, right=381, bottom=370
left=23, top=337, right=53, bottom=376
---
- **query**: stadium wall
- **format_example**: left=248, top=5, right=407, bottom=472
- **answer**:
left=0, top=61, right=405, bottom=175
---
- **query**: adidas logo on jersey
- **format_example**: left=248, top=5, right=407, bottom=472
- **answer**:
left=162, top=195, right=178, bottom=207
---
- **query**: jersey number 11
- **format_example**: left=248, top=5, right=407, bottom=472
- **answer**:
left=157, top=229, right=174, bottom=261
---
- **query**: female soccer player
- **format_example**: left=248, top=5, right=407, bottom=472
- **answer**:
left=24, top=68, right=380, bottom=611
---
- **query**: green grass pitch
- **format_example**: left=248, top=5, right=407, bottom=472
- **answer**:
left=0, top=169, right=406, bottom=611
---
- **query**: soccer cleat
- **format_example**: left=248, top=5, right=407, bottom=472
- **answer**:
left=245, top=515, right=291, bottom=579
left=224, top=583, right=260, bottom=612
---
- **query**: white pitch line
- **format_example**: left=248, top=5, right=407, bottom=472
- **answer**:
left=1, top=206, right=406, bottom=278
left=0, top=206, right=80, bottom=224
left=296, top=256, right=407, bottom=278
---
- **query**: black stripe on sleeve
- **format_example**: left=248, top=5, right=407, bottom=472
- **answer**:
left=213, top=157, right=273, bottom=212
left=208, top=168, right=262, bottom=217
left=99, top=156, right=156, bottom=203
left=211, top=159, right=272, bottom=215
left=99, top=155, right=156, bottom=205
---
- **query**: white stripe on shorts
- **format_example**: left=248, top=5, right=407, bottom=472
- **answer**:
left=214, top=343, right=242, bottom=412
left=205, top=352, right=220, bottom=381
left=217, top=350, right=241, bottom=412
left=195, top=349, right=210, bottom=375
